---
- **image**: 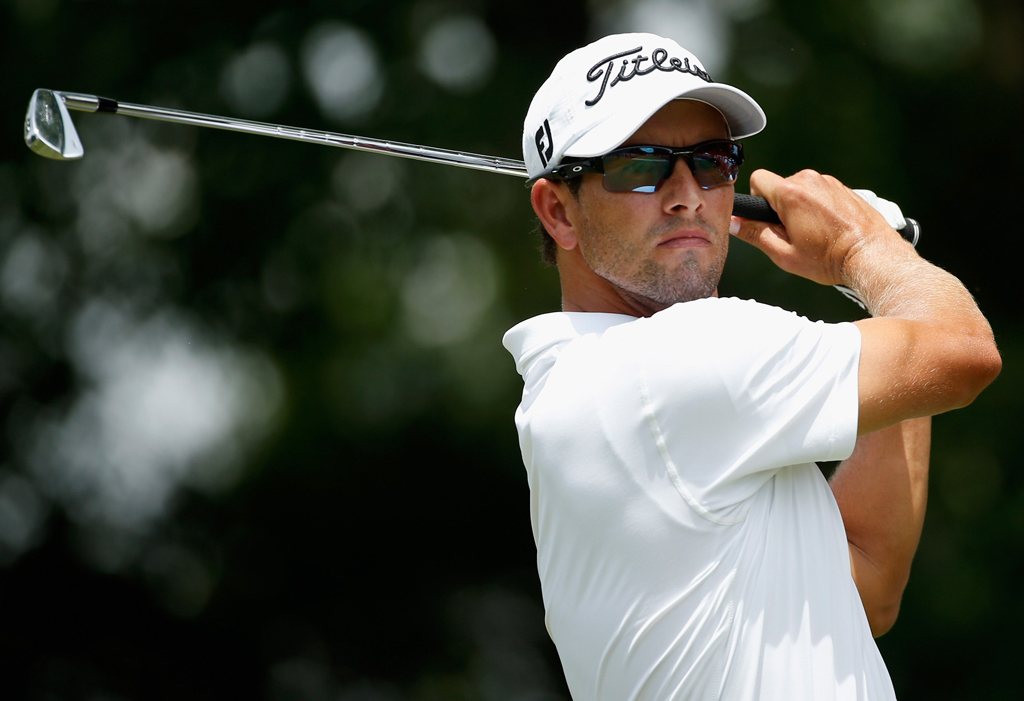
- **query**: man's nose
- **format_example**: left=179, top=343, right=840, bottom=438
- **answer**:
left=660, top=157, right=705, bottom=215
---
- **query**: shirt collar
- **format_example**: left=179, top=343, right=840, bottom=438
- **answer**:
left=502, top=312, right=636, bottom=377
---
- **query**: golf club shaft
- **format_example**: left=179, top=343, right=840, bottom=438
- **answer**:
left=58, top=92, right=529, bottom=178
left=54, top=91, right=919, bottom=244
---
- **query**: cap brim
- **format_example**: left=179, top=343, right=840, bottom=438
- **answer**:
left=563, top=83, right=766, bottom=159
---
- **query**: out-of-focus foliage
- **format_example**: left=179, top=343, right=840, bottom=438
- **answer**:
left=0, top=0, right=1021, bottom=698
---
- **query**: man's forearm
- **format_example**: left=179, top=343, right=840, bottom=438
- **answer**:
left=848, top=240, right=1000, bottom=433
left=843, top=237, right=989, bottom=331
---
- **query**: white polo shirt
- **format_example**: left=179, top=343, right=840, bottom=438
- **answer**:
left=503, top=297, right=895, bottom=701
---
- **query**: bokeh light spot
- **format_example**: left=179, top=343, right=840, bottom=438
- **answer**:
left=72, top=119, right=198, bottom=242
left=868, top=0, right=983, bottom=71
left=220, top=41, right=291, bottom=118
left=418, top=15, right=497, bottom=93
left=28, top=301, right=282, bottom=549
left=331, top=151, right=405, bottom=214
left=0, top=230, right=67, bottom=318
left=591, top=0, right=731, bottom=76
left=0, top=470, right=50, bottom=565
left=301, top=22, right=385, bottom=122
left=401, top=234, right=499, bottom=347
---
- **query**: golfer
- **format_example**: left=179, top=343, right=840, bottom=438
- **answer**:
left=503, top=33, right=1000, bottom=700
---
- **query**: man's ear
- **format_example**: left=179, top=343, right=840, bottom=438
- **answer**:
left=531, top=179, right=580, bottom=251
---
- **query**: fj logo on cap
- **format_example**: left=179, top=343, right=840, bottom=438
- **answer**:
left=535, top=119, right=554, bottom=168
left=586, top=46, right=712, bottom=107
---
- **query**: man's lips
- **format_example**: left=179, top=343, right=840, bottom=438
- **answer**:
left=656, top=230, right=712, bottom=248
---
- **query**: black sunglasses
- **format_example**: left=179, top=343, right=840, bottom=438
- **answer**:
left=543, top=139, right=744, bottom=193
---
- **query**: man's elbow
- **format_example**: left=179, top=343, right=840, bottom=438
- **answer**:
left=850, top=545, right=909, bottom=638
left=865, top=598, right=901, bottom=638
left=976, top=343, right=1003, bottom=392
left=953, top=343, right=1002, bottom=409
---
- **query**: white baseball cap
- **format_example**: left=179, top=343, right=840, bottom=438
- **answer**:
left=523, top=33, right=766, bottom=180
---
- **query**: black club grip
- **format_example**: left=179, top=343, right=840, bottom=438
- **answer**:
left=732, top=193, right=781, bottom=226
left=732, top=193, right=920, bottom=247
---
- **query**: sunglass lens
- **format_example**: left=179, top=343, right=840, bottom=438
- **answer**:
left=601, top=148, right=671, bottom=193
left=692, top=144, right=741, bottom=189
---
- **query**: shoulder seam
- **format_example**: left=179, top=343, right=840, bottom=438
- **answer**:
left=636, top=356, right=743, bottom=526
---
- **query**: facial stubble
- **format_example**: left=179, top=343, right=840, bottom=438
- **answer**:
left=576, top=210, right=729, bottom=307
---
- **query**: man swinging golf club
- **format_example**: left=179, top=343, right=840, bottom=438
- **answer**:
left=503, top=33, right=1001, bottom=700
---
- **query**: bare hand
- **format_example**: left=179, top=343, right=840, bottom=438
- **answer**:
left=730, top=169, right=906, bottom=287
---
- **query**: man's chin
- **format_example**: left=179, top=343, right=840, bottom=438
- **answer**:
left=637, top=265, right=723, bottom=306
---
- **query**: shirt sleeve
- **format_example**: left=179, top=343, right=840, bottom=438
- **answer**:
left=630, top=297, right=861, bottom=518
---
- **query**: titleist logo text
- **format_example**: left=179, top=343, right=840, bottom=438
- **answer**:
left=585, top=46, right=712, bottom=106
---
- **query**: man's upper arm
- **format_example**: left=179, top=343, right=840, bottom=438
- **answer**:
left=636, top=299, right=860, bottom=512
left=855, top=317, right=1001, bottom=435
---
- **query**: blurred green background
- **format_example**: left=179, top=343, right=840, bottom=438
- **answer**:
left=1, top=0, right=1021, bottom=698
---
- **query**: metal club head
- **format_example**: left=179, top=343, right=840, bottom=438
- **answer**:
left=24, top=89, right=84, bottom=160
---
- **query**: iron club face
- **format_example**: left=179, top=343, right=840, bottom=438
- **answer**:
left=24, top=89, right=84, bottom=160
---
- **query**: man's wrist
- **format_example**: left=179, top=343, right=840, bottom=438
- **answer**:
left=838, top=234, right=919, bottom=317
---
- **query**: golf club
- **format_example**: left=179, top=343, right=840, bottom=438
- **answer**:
left=24, top=89, right=921, bottom=250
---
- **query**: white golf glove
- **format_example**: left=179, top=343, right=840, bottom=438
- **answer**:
left=852, top=189, right=907, bottom=231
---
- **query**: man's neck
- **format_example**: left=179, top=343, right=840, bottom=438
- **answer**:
left=557, top=248, right=664, bottom=318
